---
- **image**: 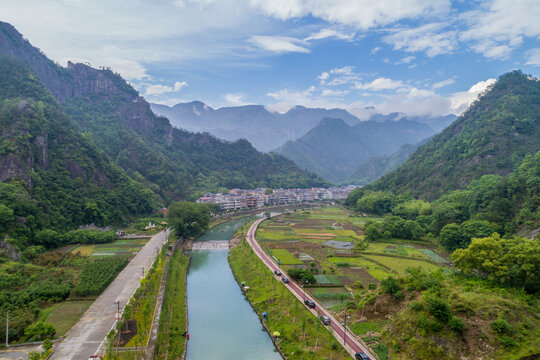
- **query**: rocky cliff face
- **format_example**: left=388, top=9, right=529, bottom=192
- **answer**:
left=0, top=22, right=74, bottom=101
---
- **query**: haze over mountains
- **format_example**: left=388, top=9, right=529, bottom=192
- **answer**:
left=152, top=101, right=456, bottom=184
left=151, top=102, right=361, bottom=152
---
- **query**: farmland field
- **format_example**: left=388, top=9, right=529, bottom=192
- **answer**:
left=70, top=238, right=149, bottom=257
left=362, top=254, right=441, bottom=274
left=270, top=248, right=303, bottom=265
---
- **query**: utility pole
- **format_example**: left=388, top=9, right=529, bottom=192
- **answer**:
left=342, top=312, right=351, bottom=345
left=5, top=310, right=8, bottom=347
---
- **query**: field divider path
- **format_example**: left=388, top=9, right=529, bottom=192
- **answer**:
left=50, top=230, right=170, bottom=360
left=246, top=217, right=378, bottom=360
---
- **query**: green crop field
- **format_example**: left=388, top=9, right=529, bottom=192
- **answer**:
left=362, top=255, right=441, bottom=274
left=270, top=248, right=303, bottom=265
left=328, top=256, right=390, bottom=280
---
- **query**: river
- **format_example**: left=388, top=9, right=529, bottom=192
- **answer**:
left=185, top=218, right=282, bottom=360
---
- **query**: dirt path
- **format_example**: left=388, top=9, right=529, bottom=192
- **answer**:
left=50, top=230, right=170, bottom=360
left=246, top=218, right=377, bottom=360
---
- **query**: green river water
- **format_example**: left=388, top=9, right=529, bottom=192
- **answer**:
left=185, top=218, right=282, bottom=360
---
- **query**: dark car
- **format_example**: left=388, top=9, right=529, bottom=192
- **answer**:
left=355, top=353, right=370, bottom=360
left=281, top=277, right=289, bottom=284
left=304, top=299, right=316, bottom=308
left=274, top=269, right=281, bottom=276
left=319, top=315, right=330, bottom=325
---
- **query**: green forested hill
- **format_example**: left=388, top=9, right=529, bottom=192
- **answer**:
left=0, top=57, right=158, bottom=236
left=0, top=21, right=327, bottom=202
left=274, top=117, right=438, bottom=183
left=345, top=142, right=422, bottom=185
left=370, top=71, right=540, bottom=200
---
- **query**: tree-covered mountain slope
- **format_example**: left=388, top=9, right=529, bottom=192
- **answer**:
left=274, top=117, right=438, bottom=183
left=370, top=71, right=540, bottom=200
left=345, top=142, right=422, bottom=185
left=0, top=22, right=328, bottom=199
left=0, top=57, right=158, bottom=234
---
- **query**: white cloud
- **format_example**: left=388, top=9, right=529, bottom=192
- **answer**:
left=449, top=78, right=496, bottom=113
left=396, top=55, right=415, bottom=64
left=174, top=81, right=189, bottom=91
left=321, top=66, right=362, bottom=86
left=370, top=47, right=381, bottom=54
left=304, top=28, right=355, bottom=41
left=353, top=77, right=405, bottom=91
left=248, top=35, right=310, bottom=53
left=250, top=0, right=450, bottom=29
left=321, top=89, right=349, bottom=97
left=525, top=48, right=540, bottom=66
left=318, top=71, right=330, bottom=80
left=383, top=23, right=457, bottom=57
left=432, top=78, right=455, bottom=88
left=460, top=0, right=540, bottom=59
left=144, top=81, right=189, bottom=96
left=224, top=93, right=251, bottom=106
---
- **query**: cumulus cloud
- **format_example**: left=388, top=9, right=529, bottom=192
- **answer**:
left=250, top=0, right=450, bottom=29
left=353, top=77, right=405, bottom=91
left=249, top=35, right=310, bottom=53
left=383, top=23, right=457, bottom=57
left=223, top=93, right=251, bottom=106
left=144, top=81, right=188, bottom=96
left=449, top=78, right=496, bottom=113
left=460, top=0, right=540, bottom=59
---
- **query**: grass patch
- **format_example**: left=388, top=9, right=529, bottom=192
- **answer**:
left=155, top=248, right=189, bottom=359
left=41, top=300, right=93, bottom=336
left=229, top=237, right=350, bottom=360
left=350, top=321, right=382, bottom=335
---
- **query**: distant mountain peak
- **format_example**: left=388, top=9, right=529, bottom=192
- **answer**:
left=315, top=117, right=350, bottom=129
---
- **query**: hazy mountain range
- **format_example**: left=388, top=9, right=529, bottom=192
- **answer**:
left=152, top=101, right=456, bottom=184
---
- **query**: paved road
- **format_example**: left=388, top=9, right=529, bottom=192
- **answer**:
left=50, top=230, right=170, bottom=360
left=0, top=347, right=39, bottom=360
left=246, top=218, right=377, bottom=360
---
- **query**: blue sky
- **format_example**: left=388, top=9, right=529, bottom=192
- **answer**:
left=2, top=0, right=540, bottom=118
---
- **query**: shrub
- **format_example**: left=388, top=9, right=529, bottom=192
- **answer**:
left=449, top=317, right=465, bottom=334
left=24, top=321, right=55, bottom=342
left=381, top=276, right=403, bottom=299
left=368, top=283, right=377, bottom=290
left=336, top=262, right=349, bottom=267
left=286, top=268, right=316, bottom=284
left=410, top=301, right=423, bottom=311
left=417, top=316, right=442, bottom=334
left=499, top=335, right=517, bottom=349
left=425, top=297, right=452, bottom=322
left=491, top=318, right=512, bottom=335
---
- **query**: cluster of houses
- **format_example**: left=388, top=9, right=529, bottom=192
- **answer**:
left=196, top=186, right=357, bottom=211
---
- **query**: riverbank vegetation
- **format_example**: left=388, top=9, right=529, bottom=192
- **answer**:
left=229, top=233, right=350, bottom=360
left=155, top=247, right=189, bottom=359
